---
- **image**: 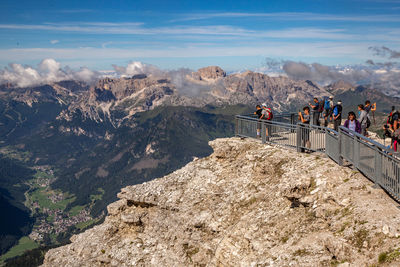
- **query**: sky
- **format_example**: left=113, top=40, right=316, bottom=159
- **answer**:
left=0, top=0, right=400, bottom=72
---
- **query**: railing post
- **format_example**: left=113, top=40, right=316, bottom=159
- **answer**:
left=353, top=135, right=360, bottom=170
left=296, top=123, right=301, bottom=152
left=374, top=147, right=382, bottom=186
left=338, top=128, right=343, bottom=166
left=235, top=116, right=239, bottom=136
left=261, top=121, right=266, bottom=144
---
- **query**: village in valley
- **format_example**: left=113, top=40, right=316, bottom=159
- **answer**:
left=24, top=165, right=104, bottom=244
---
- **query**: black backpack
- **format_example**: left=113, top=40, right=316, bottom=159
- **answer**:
left=317, top=100, right=324, bottom=113
left=388, top=111, right=400, bottom=125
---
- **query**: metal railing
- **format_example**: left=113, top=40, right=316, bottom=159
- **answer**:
left=235, top=114, right=400, bottom=201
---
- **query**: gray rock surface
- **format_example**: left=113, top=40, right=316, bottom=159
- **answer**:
left=42, top=138, right=400, bottom=266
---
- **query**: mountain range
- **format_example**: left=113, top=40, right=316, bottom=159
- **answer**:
left=0, top=66, right=399, bottom=265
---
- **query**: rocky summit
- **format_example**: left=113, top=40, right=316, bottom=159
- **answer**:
left=42, top=138, right=400, bottom=267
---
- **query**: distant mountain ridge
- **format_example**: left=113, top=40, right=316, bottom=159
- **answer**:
left=1, top=66, right=333, bottom=125
left=1, top=66, right=399, bottom=264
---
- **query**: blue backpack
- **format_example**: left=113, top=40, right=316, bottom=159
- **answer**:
left=333, top=106, right=338, bottom=116
left=324, top=98, right=331, bottom=109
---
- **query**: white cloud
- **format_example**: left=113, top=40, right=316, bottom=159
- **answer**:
left=112, top=61, right=163, bottom=76
left=0, top=42, right=374, bottom=64
left=172, top=12, right=400, bottom=23
left=50, top=40, right=59, bottom=44
left=0, top=58, right=99, bottom=87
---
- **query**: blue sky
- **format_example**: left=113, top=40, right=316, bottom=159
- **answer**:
left=0, top=0, right=400, bottom=71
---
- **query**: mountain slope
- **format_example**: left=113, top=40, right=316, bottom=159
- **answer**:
left=42, top=138, right=400, bottom=266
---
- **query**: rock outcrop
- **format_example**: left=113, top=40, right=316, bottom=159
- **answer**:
left=192, top=66, right=227, bottom=80
left=43, top=138, right=400, bottom=267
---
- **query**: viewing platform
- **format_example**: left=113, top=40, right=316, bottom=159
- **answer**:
left=235, top=113, right=400, bottom=201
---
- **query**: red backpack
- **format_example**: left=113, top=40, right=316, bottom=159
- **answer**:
left=265, top=108, right=273, bottom=120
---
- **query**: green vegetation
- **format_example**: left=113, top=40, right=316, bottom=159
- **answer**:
left=0, top=237, right=38, bottom=264
left=30, top=188, right=76, bottom=211
left=90, top=188, right=105, bottom=202
left=378, top=248, right=400, bottom=264
left=69, top=205, right=85, bottom=216
left=293, top=248, right=310, bottom=256
left=350, top=228, right=369, bottom=249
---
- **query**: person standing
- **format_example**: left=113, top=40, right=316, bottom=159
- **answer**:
left=261, top=103, right=273, bottom=141
left=344, top=111, right=361, bottom=134
left=364, top=100, right=376, bottom=126
left=358, top=104, right=368, bottom=136
left=254, top=105, right=263, bottom=138
left=298, top=106, right=311, bottom=151
left=309, top=98, right=320, bottom=126
left=323, top=96, right=334, bottom=127
left=332, top=100, right=343, bottom=131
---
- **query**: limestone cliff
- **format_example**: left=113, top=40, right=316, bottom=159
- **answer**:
left=42, top=138, right=400, bottom=266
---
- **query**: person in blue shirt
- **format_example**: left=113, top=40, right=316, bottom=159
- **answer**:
left=309, top=98, right=320, bottom=126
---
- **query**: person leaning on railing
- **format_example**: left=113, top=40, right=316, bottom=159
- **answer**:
left=298, top=106, right=311, bottom=151
left=254, top=105, right=263, bottom=138
left=344, top=111, right=361, bottom=134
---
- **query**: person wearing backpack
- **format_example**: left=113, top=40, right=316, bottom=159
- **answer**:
left=309, top=97, right=321, bottom=126
left=254, top=105, right=263, bottom=138
left=364, top=100, right=376, bottom=127
left=323, top=96, right=333, bottom=127
left=387, top=106, right=399, bottom=132
left=358, top=104, right=368, bottom=136
left=261, top=103, right=273, bottom=140
left=386, top=116, right=400, bottom=152
left=332, top=100, right=343, bottom=131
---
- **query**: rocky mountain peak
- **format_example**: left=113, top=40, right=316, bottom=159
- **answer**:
left=327, top=80, right=355, bottom=94
left=42, top=137, right=400, bottom=266
left=192, top=66, right=227, bottom=80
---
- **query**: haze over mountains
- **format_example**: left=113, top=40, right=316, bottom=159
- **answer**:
left=0, top=63, right=399, bottom=265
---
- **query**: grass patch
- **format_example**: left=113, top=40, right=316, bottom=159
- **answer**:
left=90, top=188, right=105, bottom=202
left=274, top=159, right=289, bottom=178
left=310, top=177, right=317, bottom=191
left=378, top=248, right=400, bottom=264
left=293, top=248, right=310, bottom=256
left=0, top=237, right=38, bottom=263
left=338, top=221, right=351, bottom=233
left=350, top=228, right=369, bottom=249
left=69, top=205, right=85, bottom=216
left=29, top=188, right=76, bottom=211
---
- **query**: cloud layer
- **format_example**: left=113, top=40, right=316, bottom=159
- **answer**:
left=0, top=59, right=99, bottom=87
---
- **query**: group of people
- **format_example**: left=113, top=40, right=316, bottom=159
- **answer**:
left=298, top=97, right=376, bottom=135
left=254, top=97, right=400, bottom=152
left=383, top=106, right=400, bottom=151
left=299, top=96, right=344, bottom=132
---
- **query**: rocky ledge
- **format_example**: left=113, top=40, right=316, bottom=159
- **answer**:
left=42, top=138, right=400, bottom=266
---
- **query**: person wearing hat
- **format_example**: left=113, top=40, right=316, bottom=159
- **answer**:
left=332, top=100, right=343, bottom=131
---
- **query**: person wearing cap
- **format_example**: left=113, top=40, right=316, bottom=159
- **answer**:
left=332, top=100, right=343, bottom=131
